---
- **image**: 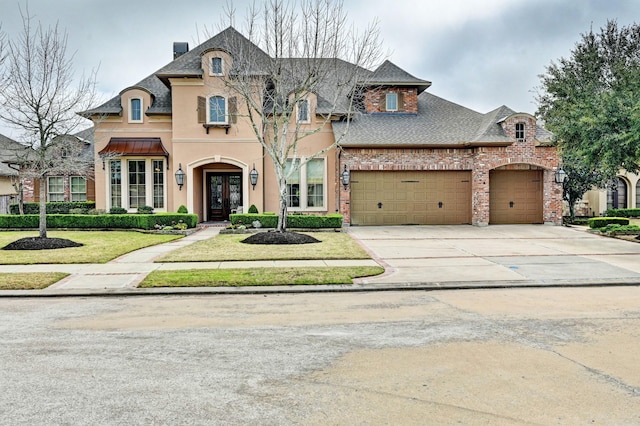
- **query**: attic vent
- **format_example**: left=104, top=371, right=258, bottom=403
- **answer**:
left=173, top=42, right=189, bottom=59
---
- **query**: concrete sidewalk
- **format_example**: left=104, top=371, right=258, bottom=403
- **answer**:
left=2, top=224, right=640, bottom=297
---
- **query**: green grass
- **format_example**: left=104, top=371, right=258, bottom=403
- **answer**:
left=0, top=231, right=182, bottom=264
left=0, top=272, right=69, bottom=289
left=157, top=231, right=370, bottom=262
left=139, top=266, right=385, bottom=287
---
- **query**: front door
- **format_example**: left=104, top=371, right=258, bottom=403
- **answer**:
left=208, top=173, right=242, bottom=221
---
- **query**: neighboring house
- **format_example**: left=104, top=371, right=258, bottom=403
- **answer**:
left=579, top=172, right=640, bottom=217
left=0, top=134, right=23, bottom=213
left=9, top=127, right=96, bottom=205
left=81, top=27, right=563, bottom=225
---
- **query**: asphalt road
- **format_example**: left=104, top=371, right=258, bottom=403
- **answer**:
left=2, top=287, right=640, bottom=425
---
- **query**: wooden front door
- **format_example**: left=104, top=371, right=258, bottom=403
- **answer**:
left=207, top=173, right=242, bottom=221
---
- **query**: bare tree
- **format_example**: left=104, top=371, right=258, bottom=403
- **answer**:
left=0, top=9, right=98, bottom=238
left=216, top=0, right=382, bottom=232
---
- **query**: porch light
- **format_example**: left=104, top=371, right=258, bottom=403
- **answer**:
left=554, top=167, right=567, bottom=184
left=175, top=163, right=185, bottom=190
left=249, top=164, right=259, bottom=190
left=341, top=165, right=350, bottom=189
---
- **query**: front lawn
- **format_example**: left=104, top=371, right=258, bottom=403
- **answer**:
left=0, top=272, right=69, bottom=289
left=0, top=231, right=182, bottom=264
left=156, top=231, right=371, bottom=262
left=139, top=266, right=385, bottom=287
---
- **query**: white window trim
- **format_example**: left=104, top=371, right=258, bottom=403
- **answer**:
left=297, top=99, right=311, bottom=124
left=210, top=57, right=224, bottom=76
left=107, top=158, right=167, bottom=212
left=70, top=176, right=87, bottom=202
left=385, top=93, right=398, bottom=112
left=129, top=97, right=143, bottom=123
left=47, top=176, right=65, bottom=202
left=286, top=157, right=327, bottom=212
left=208, top=95, right=228, bottom=125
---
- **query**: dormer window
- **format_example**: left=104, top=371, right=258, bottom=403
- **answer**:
left=129, top=98, right=143, bottom=123
left=211, top=57, right=223, bottom=75
left=385, top=93, right=398, bottom=112
left=515, top=122, right=526, bottom=141
left=297, top=99, right=310, bottom=123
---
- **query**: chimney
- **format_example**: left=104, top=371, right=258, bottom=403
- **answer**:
left=173, top=42, right=189, bottom=60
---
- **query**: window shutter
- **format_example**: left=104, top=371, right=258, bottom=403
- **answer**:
left=397, top=92, right=405, bottom=112
left=379, top=93, right=386, bottom=112
left=197, top=96, right=206, bottom=123
left=229, top=96, right=237, bottom=124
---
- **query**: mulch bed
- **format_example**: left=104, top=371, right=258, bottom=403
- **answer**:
left=2, top=237, right=84, bottom=251
left=241, top=231, right=320, bottom=245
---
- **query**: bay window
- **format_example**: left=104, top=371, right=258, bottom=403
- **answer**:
left=108, top=158, right=165, bottom=211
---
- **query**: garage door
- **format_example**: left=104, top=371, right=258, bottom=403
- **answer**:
left=350, top=171, right=471, bottom=225
left=489, top=170, right=543, bottom=224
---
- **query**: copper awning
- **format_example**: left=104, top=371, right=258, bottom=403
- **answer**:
left=98, top=137, right=169, bottom=157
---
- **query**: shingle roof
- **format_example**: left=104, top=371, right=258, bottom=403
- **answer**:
left=335, top=92, right=527, bottom=147
left=366, top=60, right=431, bottom=93
left=0, top=134, right=27, bottom=176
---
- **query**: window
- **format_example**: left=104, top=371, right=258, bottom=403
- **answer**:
left=70, top=177, right=87, bottom=202
left=297, top=99, right=309, bottom=123
left=211, top=57, right=223, bottom=75
left=110, top=160, right=122, bottom=208
left=385, top=93, right=398, bottom=111
left=152, top=160, right=164, bottom=209
left=515, top=123, right=526, bottom=141
left=48, top=176, right=64, bottom=201
left=130, top=98, right=142, bottom=123
left=128, top=160, right=146, bottom=208
left=285, top=158, right=326, bottom=210
left=209, top=96, right=227, bottom=124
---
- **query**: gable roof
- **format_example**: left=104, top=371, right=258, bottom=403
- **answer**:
left=0, top=134, right=27, bottom=176
left=366, top=60, right=431, bottom=93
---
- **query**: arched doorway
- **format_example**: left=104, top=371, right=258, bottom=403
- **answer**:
left=204, top=164, right=243, bottom=221
left=607, top=177, right=627, bottom=209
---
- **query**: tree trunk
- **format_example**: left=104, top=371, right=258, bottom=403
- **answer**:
left=277, top=179, right=288, bottom=233
left=39, top=177, right=47, bottom=238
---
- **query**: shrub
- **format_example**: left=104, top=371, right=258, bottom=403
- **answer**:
left=68, top=208, right=85, bottom=215
left=0, top=213, right=198, bottom=230
left=230, top=213, right=343, bottom=229
left=137, top=205, right=154, bottom=214
left=248, top=204, right=259, bottom=214
left=602, top=224, right=640, bottom=234
left=109, top=206, right=127, bottom=214
left=588, top=217, right=630, bottom=229
left=177, top=205, right=188, bottom=214
left=9, top=201, right=96, bottom=215
left=604, top=208, right=640, bottom=218
left=88, top=209, right=107, bottom=215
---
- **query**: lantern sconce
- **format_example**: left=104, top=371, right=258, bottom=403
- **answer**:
left=341, top=165, right=350, bottom=189
left=554, top=167, right=567, bottom=184
left=249, top=164, right=259, bottom=190
left=175, top=163, right=185, bottom=191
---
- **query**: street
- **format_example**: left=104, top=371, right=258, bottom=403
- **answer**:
left=1, top=287, right=639, bottom=424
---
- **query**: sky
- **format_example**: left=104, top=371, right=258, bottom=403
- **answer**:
left=1, top=0, right=640, bottom=139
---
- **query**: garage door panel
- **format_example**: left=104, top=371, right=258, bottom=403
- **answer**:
left=351, top=171, right=471, bottom=225
left=490, top=170, right=543, bottom=224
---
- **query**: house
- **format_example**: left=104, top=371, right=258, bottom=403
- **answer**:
left=81, top=27, right=563, bottom=226
left=0, top=134, right=22, bottom=213
left=579, top=172, right=640, bottom=216
left=0, top=127, right=95, bottom=208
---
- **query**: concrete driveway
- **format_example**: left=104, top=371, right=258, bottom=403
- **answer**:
left=348, top=224, right=640, bottom=287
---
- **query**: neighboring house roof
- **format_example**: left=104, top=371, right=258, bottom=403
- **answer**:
left=335, top=92, right=548, bottom=147
left=0, top=134, right=27, bottom=177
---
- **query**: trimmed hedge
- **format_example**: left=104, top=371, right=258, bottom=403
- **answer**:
left=9, top=202, right=96, bottom=215
left=230, top=213, right=343, bottom=228
left=0, top=213, right=198, bottom=230
left=588, top=217, right=630, bottom=229
left=604, top=208, right=640, bottom=218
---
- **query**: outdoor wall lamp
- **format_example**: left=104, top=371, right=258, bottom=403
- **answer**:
left=175, top=163, right=185, bottom=191
left=554, top=167, right=567, bottom=184
left=341, top=165, right=350, bottom=189
left=249, top=164, right=259, bottom=190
